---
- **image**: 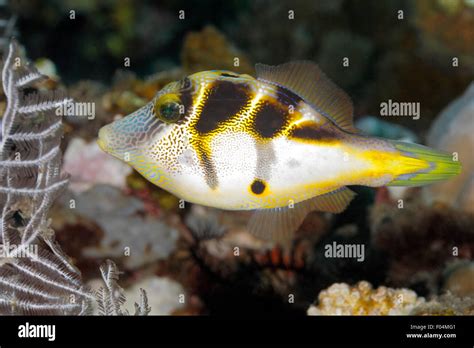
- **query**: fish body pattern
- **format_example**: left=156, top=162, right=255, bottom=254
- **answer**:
left=98, top=61, right=461, bottom=243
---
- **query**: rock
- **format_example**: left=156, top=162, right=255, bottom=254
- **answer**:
left=34, top=57, right=59, bottom=87
left=426, top=83, right=474, bottom=213
left=56, top=185, right=179, bottom=270
left=307, top=281, right=424, bottom=315
left=181, top=25, right=253, bottom=75
left=73, top=184, right=144, bottom=217
left=122, top=276, right=185, bottom=315
left=443, top=261, right=474, bottom=298
left=414, top=1, right=474, bottom=70
left=63, top=138, right=132, bottom=193
left=411, top=293, right=474, bottom=315
left=370, top=200, right=474, bottom=294
left=82, top=215, right=178, bottom=269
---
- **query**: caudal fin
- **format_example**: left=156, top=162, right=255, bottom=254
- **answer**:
left=387, top=141, right=461, bottom=187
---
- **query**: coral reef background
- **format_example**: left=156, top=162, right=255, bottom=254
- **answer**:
left=1, top=0, right=473, bottom=316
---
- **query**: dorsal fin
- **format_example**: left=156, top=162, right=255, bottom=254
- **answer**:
left=255, top=61, right=358, bottom=133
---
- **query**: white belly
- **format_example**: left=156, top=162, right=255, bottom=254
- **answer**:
left=169, top=132, right=371, bottom=210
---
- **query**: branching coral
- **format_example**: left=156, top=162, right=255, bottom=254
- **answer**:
left=0, top=40, right=92, bottom=314
left=96, top=259, right=150, bottom=315
left=0, top=40, right=150, bottom=315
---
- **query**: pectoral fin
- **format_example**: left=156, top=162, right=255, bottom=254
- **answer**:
left=248, top=187, right=356, bottom=244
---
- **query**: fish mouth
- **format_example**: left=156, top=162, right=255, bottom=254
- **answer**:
left=97, top=137, right=107, bottom=152
left=97, top=122, right=144, bottom=163
left=97, top=124, right=126, bottom=159
left=97, top=125, right=111, bottom=154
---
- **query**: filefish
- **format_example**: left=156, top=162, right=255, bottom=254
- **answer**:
left=97, top=61, right=461, bottom=243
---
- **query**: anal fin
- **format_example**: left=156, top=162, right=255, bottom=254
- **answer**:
left=304, top=186, right=356, bottom=213
left=248, top=187, right=356, bottom=244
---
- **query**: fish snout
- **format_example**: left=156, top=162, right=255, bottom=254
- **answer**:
left=97, top=104, right=157, bottom=157
left=97, top=124, right=114, bottom=153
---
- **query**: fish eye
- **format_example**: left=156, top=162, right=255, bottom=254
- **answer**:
left=159, top=102, right=181, bottom=122
left=154, top=95, right=182, bottom=123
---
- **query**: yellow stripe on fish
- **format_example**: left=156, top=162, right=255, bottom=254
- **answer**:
left=98, top=61, right=462, bottom=244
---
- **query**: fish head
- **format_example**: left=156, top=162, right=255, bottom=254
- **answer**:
left=98, top=69, right=260, bottom=199
left=97, top=76, right=196, bottom=188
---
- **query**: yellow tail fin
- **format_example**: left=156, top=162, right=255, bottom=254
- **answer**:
left=387, top=141, right=461, bottom=186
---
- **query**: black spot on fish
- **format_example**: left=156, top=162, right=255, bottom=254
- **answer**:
left=253, top=101, right=289, bottom=138
left=181, top=77, right=192, bottom=89
left=199, top=150, right=218, bottom=190
left=290, top=123, right=337, bottom=142
left=275, top=85, right=302, bottom=108
left=195, top=81, right=250, bottom=133
left=220, top=72, right=240, bottom=78
left=179, top=89, right=193, bottom=122
left=250, top=179, right=266, bottom=195
left=176, top=77, right=194, bottom=122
